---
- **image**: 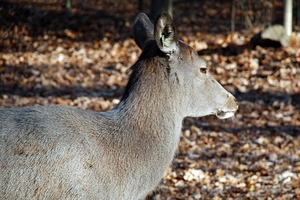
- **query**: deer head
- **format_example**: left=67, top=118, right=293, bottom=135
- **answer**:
left=132, top=12, right=238, bottom=120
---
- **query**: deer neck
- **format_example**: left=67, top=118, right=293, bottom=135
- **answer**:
left=118, top=83, right=181, bottom=135
left=111, top=60, right=183, bottom=146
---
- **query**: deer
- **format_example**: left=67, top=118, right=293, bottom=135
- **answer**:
left=0, top=12, right=238, bottom=200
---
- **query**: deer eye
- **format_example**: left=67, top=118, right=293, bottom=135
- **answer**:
left=199, top=68, right=207, bottom=74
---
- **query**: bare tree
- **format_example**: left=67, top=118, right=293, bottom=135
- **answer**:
left=66, top=0, right=72, bottom=11
left=284, top=0, right=293, bottom=36
left=150, top=0, right=173, bottom=21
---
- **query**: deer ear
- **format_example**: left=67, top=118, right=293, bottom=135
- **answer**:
left=133, top=13, right=154, bottom=50
left=154, top=12, right=178, bottom=54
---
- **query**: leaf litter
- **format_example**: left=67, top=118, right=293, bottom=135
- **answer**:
left=0, top=0, right=300, bottom=199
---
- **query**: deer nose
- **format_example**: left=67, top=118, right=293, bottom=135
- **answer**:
left=235, top=101, right=239, bottom=110
left=227, top=94, right=239, bottom=111
left=233, top=98, right=239, bottom=110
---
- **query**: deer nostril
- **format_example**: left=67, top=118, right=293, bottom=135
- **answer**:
left=235, top=101, right=239, bottom=110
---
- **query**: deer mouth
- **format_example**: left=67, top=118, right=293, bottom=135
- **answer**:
left=216, top=109, right=236, bottom=119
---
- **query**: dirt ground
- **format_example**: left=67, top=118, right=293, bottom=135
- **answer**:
left=1, top=0, right=300, bottom=199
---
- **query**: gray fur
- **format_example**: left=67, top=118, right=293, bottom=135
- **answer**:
left=0, top=12, right=238, bottom=200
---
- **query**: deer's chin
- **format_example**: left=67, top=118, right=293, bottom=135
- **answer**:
left=216, top=110, right=235, bottom=119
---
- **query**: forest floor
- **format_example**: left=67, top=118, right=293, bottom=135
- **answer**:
left=1, top=0, right=300, bottom=199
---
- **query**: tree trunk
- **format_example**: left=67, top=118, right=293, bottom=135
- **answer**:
left=284, top=0, right=293, bottom=36
left=150, top=0, right=173, bottom=21
left=66, top=0, right=72, bottom=11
